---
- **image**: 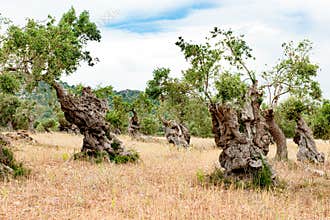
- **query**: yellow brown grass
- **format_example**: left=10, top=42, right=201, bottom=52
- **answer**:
left=1, top=132, right=330, bottom=219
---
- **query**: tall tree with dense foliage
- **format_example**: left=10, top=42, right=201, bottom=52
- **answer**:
left=0, top=8, right=138, bottom=162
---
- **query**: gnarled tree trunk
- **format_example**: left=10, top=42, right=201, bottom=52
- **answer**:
left=160, top=117, right=190, bottom=148
left=58, top=117, right=80, bottom=134
left=52, top=82, right=136, bottom=161
left=209, top=85, right=275, bottom=180
left=294, top=115, right=325, bottom=163
left=264, top=109, right=288, bottom=161
left=128, top=109, right=141, bottom=138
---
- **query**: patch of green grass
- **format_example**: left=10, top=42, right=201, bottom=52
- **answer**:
left=252, top=160, right=273, bottom=189
left=74, top=149, right=140, bottom=164
left=111, top=150, right=140, bottom=164
left=197, top=163, right=282, bottom=191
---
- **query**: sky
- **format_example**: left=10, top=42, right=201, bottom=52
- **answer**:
left=1, top=0, right=330, bottom=98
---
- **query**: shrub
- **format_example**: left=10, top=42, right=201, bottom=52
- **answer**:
left=73, top=149, right=140, bottom=164
left=197, top=162, right=275, bottom=190
left=35, top=118, right=59, bottom=132
left=0, top=145, right=30, bottom=179
left=252, top=160, right=273, bottom=189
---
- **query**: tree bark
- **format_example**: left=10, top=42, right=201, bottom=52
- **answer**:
left=264, top=109, right=288, bottom=161
left=128, top=109, right=141, bottom=138
left=209, top=91, right=275, bottom=179
left=209, top=104, right=275, bottom=178
left=294, top=115, right=325, bottom=163
left=160, top=117, right=190, bottom=148
left=52, top=82, right=136, bottom=161
left=209, top=84, right=275, bottom=179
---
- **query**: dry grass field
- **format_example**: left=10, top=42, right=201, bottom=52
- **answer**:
left=1, top=132, right=330, bottom=219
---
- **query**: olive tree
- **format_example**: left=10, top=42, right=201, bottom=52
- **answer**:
left=0, top=8, right=138, bottom=163
left=176, top=28, right=275, bottom=184
left=262, top=40, right=322, bottom=160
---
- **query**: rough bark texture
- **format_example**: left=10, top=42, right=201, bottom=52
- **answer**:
left=128, top=109, right=141, bottom=138
left=53, top=82, right=135, bottom=160
left=210, top=85, right=275, bottom=179
left=264, top=109, right=288, bottom=160
left=294, top=116, right=325, bottom=163
left=58, top=118, right=80, bottom=134
left=161, top=118, right=190, bottom=148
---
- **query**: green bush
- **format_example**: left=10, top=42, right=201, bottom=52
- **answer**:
left=35, top=118, right=59, bottom=132
left=310, top=100, right=330, bottom=140
left=197, top=162, right=275, bottom=190
left=252, top=160, right=273, bottom=189
left=140, top=116, right=161, bottom=135
left=0, top=145, right=30, bottom=179
left=74, top=149, right=140, bottom=164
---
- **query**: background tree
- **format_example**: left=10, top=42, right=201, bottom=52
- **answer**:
left=146, top=67, right=212, bottom=137
left=262, top=40, right=322, bottom=160
left=0, top=72, right=22, bottom=130
left=310, top=100, right=330, bottom=140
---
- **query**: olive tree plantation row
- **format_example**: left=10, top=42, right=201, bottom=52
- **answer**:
left=0, top=8, right=328, bottom=187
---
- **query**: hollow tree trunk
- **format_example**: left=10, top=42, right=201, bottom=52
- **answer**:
left=160, top=117, right=190, bottom=148
left=52, top=82, right=135, bottom=160
left=209, top=84, right=275, bottom=179
left=294, top=115, right=325, bottom=163
left=264, top=109, right=288, bottom=161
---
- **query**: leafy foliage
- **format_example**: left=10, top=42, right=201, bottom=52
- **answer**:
left=262, top=40, right=321, bottom=107
left=215, top=71, right=247, bottom=105
left=73, top=149, right=139, bottom=164
left=310, top=100, right=330, bottom=139
left=0, top=7, right=101, bottom=90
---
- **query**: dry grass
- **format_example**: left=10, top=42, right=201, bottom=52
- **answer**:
left=1, top=132, right=330, bottom=219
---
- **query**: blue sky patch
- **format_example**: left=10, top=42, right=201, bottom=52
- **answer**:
left=105, top=1, right=217, bottom=33
left=283, top=11, right=312, bottom=34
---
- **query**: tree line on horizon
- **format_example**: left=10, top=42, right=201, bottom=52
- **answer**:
left=1, top=68, right=329, bottom=140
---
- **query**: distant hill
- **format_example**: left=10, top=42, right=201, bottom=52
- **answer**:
left=114, top=89, right=142, bottom=102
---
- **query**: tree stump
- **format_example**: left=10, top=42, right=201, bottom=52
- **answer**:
left=53, top=82, right=138, bottom=163
left=294, top=116, right=325, bottom=163
left=161, top=118, right=190, bottom=148
left=209, top=85, right=275, bottom=182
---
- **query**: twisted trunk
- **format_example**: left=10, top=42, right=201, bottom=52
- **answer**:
left=160, top=117, right=190, bottom=148
left=52, top=82, right=136, bottom=161
left=209, top=84, right=275, bottom=179
left=128, top=109, right=141, bottom=138
left=294, top=115, right=324, bottom=163
left=264, top=109, right=288, bottom=161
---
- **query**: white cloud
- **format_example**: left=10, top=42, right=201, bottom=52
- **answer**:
left=2, top=0, right=330, bottom=98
